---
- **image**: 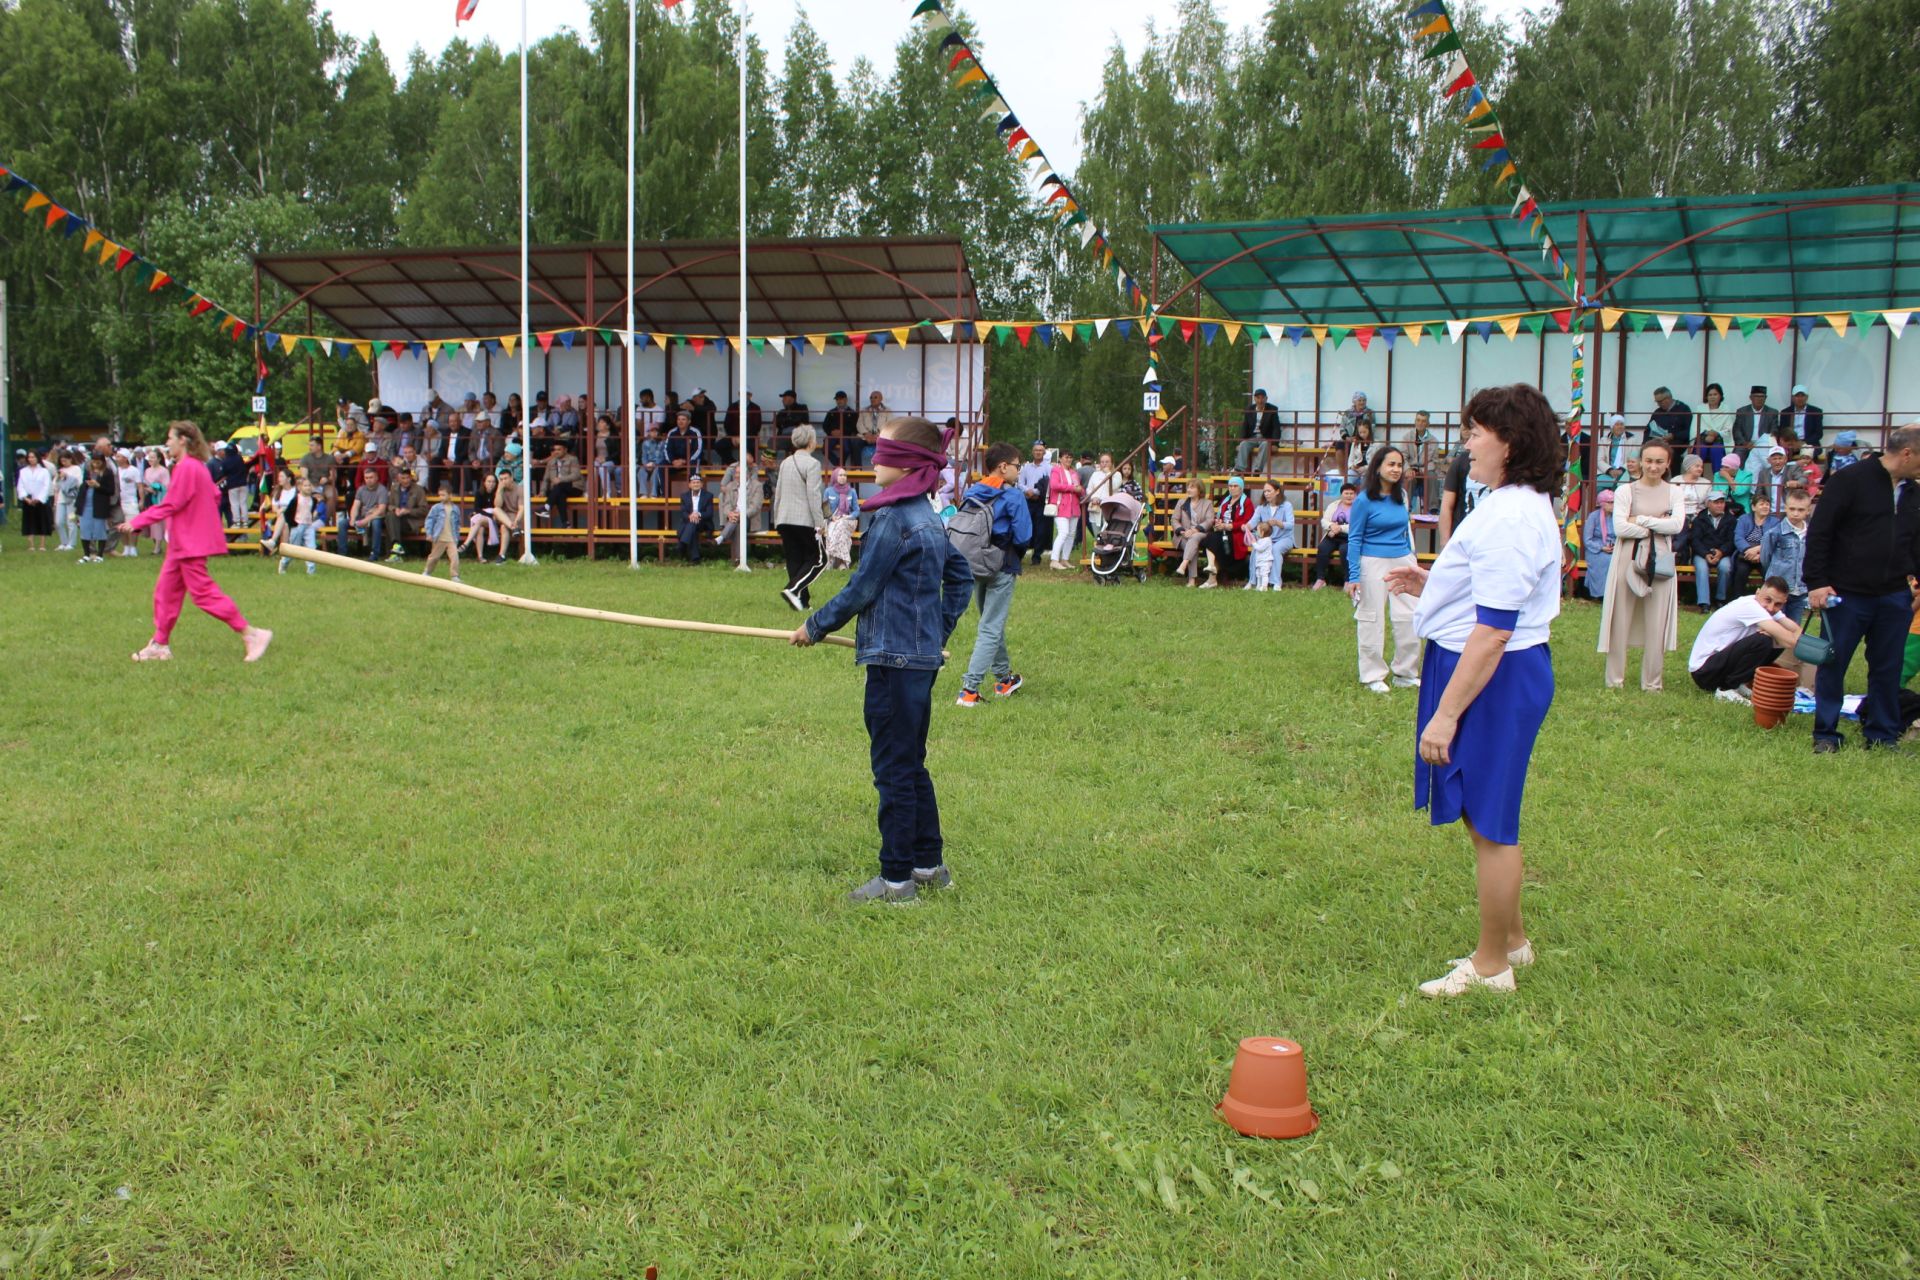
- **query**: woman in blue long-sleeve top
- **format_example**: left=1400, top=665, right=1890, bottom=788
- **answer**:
left=1345, top=445, right=1420, bottom=692
left=1582, top=489, right=1615, bottom=600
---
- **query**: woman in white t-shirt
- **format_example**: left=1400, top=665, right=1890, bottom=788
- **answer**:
left=1384, top=383, right=1564, bottom=999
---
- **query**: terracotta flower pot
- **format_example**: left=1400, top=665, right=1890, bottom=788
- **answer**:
left=1217, top=1037, right=1318, bottom=1139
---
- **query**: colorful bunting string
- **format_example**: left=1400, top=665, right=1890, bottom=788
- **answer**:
left=908, top=0, right=1146, bottom=315
left=8, top=161, right=1910, bottom=372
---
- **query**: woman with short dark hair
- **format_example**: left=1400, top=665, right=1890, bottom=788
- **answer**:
left=1383, top=384, right=1564, bottom=997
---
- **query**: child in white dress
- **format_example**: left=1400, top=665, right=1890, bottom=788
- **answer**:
left=1244, top=521, right=1277, bottom=591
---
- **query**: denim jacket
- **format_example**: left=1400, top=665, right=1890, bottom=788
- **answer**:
left=806, top=496, right=973, bottom=669
left=1761, top=521, right=1809, bottom=595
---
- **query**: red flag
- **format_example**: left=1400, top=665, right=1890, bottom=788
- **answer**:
left=455, top=0, right=477, bottom=23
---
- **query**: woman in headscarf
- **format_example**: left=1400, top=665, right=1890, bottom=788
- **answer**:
left=823, top=465, right=861, bottom=569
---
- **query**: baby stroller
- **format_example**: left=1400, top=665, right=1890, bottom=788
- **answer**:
left=1090, top=492, right=1147, bottom=584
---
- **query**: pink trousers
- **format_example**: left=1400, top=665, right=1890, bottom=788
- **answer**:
left=153, top=555, right=247, bottom=644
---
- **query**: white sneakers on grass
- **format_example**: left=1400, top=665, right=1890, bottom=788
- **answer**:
left=1422, top=940, right=1534, bottom=998
left=1366, top=680, right=1391, bottom=694
left=1419, top=960, right=1516, bottom=997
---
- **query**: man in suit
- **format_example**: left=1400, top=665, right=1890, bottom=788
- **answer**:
left=677, top=471, right=716, bottom=563
left=1233, top=389, right=1283, bottom=473
left=1731, top=385, right=1777, bottom=452
left=1782, top=384, right=1824, bottom=453
left=436, top=414, right=470, bottom=495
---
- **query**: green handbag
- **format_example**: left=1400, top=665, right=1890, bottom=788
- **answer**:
left=1794, top=608, right=1834, bottom=667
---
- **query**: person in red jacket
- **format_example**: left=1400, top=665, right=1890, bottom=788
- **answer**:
left=119, top=420, right=272, bottom=664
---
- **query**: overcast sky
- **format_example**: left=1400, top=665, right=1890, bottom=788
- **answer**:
left=321, top=0, right=1540, bottom=175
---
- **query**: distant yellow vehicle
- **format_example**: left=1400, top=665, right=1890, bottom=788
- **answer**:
left=221, top=421, right=338, bottom=466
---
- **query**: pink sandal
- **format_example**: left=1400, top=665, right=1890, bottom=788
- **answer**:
left=131, top=642, right=172, bottom=662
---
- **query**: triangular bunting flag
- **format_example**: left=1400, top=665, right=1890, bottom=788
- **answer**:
left=1221, top=321, right=1242, bottom=345
left=749, top=336, right=765, bottom=352
left=1200, top=323, right=1219, bottom=346
left=1684, top=315, right=1707, bottom=337
left=22, top=192, right=48, bottom=212
left=1310, top=325, right=1329, bottom=347
left=1851, top=311, right=1879, bottom=333
left=536, top=331, right=556, bottom=352
left=1404, top=323, right=1424, bottom=347
left=1656, top=312, right=1679, bottom=336
left=502, top=334, right=518, bottom=357
left=279, top=332, right=299, bottom=355
left=1734, top=315, right=1761, bottom=338
left=1710, top=314, right=1733, bottom=338
left=1446, top=319, right=1469, bottom=344
left=558, top=330, right=577, bottom=350
left=1824, top=313, right=1849, bottom=336
left=931, top=324, right=952, bottom=344
left=1498, top=315, right=1522, bottom=340
left=689, top=336, right=707, bottom=354
left=462, top=340, right=479, bottom=360
left=147, top=272, right=171, bottom=293
left=1142, top=366, right=1159, bottom=385
left=1600, top=308, right=1623, bottom=331
left=891, top=326, right=911, bottom=346
left=82, top=229, right=102, bottom=253
left=1764, top=316, right=1789, bottom=341
left=1885, top=310, right=1910, bottom=338
left=388, top=341, right=408, bottom=358
left=806, top=333, right=827, bottom=355
left=1522, top=315, right=1546, bottom=336
left=1474, top=321, right=1494, bottom=342
left=769, top=335, right=787, bottom=355
left=1379, top=327, right=1398, bottom=349
left=1178, top=320, right=1196, bottom=342
left=727, top=336, right=742, bottom=353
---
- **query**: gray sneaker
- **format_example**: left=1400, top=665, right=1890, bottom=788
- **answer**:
left=912, top=865, right=953, bottom=891
left=847, top=876, right=917, bottom=905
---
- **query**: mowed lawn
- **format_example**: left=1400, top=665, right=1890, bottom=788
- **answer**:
left=2, top=536, right=1915, bottom=1279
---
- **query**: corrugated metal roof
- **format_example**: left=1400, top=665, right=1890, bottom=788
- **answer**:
left=1151, top=184, right=1920, bottom=324
left=254, top=236, right=980, bottom=341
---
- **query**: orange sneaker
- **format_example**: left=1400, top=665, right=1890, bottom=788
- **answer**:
left=954, top=688, right=982, bottom=707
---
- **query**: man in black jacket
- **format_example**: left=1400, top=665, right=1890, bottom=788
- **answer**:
left=1233, top=389, right=1283, bottom=474
left=677, top=471, right=717, bottom=563
left=1687, top=491, right=1740, bottom=609
left=1804, top=423, right=1920, bottom=752
left=1782, top=384, right=1824, bottom=453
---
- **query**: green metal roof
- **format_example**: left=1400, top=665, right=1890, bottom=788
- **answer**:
left=1149, top=184, right=1920, bottom=325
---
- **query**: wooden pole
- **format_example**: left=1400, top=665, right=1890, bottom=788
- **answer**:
left=266, top=541, right=855, bottom=648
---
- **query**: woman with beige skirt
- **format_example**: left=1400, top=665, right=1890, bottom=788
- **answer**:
left=1597, top=441, right=1683, bottom=689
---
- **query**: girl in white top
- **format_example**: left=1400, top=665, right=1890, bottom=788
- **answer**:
left=15, top=453, right=54, bottom=550
left=1385, top=383, right=1564, bottom=999
left=115, top=455, right=143, bottom=556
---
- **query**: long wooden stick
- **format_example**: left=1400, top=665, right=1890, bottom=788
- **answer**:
left=266, top=540, right=856, bottom=648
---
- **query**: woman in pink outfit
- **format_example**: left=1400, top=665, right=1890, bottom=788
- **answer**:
left=118, top=420, right=272, bottom=663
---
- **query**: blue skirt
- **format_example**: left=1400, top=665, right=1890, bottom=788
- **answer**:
left=1414, top=641, right=1553, bottom=846
left=79, top=514, right=111, bottom=542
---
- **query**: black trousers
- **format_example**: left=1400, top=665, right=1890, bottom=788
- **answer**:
left=778, top=523, right=826, bottom=604
left=1026, top=498, right=1049, bottom=563
left=1690, top=631, right=1781, bottom=692
left=546, top=482, right=580, bottom=527
left=677, top=522, right=705, bottom=563
left=1313, top=532, right=1348, bottom=585
left=865, top=665, right=942, bottom=882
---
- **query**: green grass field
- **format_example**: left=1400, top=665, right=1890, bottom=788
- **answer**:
left=2, top=536, right=1916, bottom=1278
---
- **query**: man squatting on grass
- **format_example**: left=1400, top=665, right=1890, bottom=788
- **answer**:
left=791, top=417, right=974, bottom=905
left=954, top=441, right=1032, bottom=707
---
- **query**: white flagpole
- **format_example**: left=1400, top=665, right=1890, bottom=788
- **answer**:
left=734, top=0, right=750, bottom=571
left=518, top=0, right=536, bottom=564
left=625, top=0, right=639, bottom=569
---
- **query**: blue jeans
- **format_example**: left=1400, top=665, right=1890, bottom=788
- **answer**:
left=640, top=466, right=664, bottom=498
left=1813, top=590, right=1910, bottom=747
left=864, top=664, right=943, bottom=881
left=282, top=521, right=318, bottom=574
left=338, top=518, right=383, bottom=560
left=1782, top=593, right=1807, bottom=624
left=1692, top=555, right=1735, bottom=605
left=962, top=571, right=1016, bottom=692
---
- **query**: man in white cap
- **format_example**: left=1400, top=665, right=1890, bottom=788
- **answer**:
left=1783, top=384, right=1823, bottom=452
left=1760, top=445, right=1806, bottom=509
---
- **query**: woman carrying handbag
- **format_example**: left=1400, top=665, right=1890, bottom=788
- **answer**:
left=1597, top=440, right=1683, bottom=690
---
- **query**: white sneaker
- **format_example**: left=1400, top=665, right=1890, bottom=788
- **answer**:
left=1392, top=676, right=1421, bottom=689
left=1715, top=687, right=1750, bottom=705
left=1451, top=941, right=1535, bottom=969
left=1419, top=958, right=1516, bottom=997
left=1366, top=680, right=1391, bottom=694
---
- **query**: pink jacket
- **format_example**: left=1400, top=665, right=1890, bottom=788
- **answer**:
left=127, top=455, right=228, bottom=558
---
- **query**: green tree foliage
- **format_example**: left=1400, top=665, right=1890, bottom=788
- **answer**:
left=1776, top=0, right=1920, bottom=187
left=0, top=0, right=1891, bottom=447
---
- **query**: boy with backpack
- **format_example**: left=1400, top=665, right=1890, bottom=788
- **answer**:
left=791, top=417, right=975, bottom=904
left=950, top=442, right=1033, bottom=707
